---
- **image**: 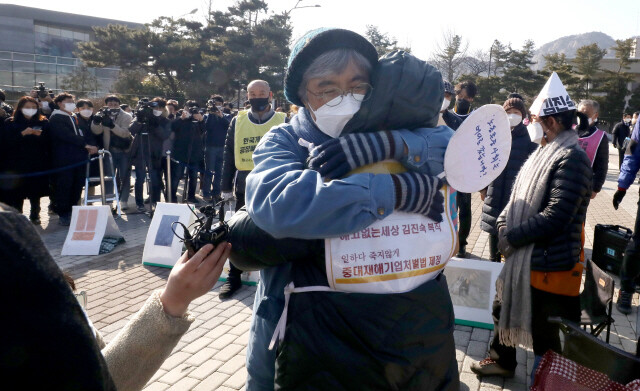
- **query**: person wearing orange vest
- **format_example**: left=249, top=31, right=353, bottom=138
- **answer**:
left=577, top=99, right=609, bottom=199
left=219, top=80, right=287, bottom=299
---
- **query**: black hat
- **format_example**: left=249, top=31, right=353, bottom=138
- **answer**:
left=284, top=28, right=378, bottom=106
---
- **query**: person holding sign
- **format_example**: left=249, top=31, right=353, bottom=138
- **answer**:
left=244, top=28, right=458, bottom=390
left=471, top=73, right=592, bottom=379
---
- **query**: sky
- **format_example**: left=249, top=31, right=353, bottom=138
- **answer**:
left=5, top=0, right=640, bottom=61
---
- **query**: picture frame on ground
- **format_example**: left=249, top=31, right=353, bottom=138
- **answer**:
left=444, top=257, right=504, bottom=330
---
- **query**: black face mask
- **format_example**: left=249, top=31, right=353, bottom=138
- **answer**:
left=249, top=98, right=269, bottom=112
left=455, top=98, right=471, bottom=114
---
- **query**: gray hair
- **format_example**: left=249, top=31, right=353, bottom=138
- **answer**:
left=578, top=99, right=599, bottom=114
left=298, top=48, right=372, bottom=103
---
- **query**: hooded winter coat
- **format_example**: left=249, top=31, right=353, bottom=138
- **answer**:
left=235, top=51, right=459, bottom=391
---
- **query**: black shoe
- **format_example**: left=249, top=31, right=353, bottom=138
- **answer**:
left=617, top=291, right=633, bottom=315
left=456, top=246, right=468, bottom=258
left=219, top=279, right=242, bottom=299
left=470, top=358, right=515, bottom=378
left=136, top=205, right=146, bottom=213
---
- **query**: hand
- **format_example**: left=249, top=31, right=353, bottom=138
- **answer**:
left=590, top=191, right=597, bottom=200
left=160, top=243, right=232, bottom=317
left=221, top=192, right=234, bottom=201
left=308, top=131, right=403, bottom=180
left=613, top=189, right=626, bottom=210
left=21, top=127, right=34, bottom=136
left=498, top=226, right=515, bottom=258
left=214, top=111, right=223, bottom=118
left=30, top=90, right=38, bottom=98
left=479, top=188, right=487, bottom=201
left=85, top=145, right=98, bottom=155
left=193, top=113, right=204, bottom=121
left=102, top=115, right=115, bottom=128
left=391, top=172, right=444, bottom=222
left=41, top=95, right=53, bottom=103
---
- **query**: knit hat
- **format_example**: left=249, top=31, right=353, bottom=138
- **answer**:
left=503, top=97, right=527, bottom=118
left=284, top=28, right=379, bottom=106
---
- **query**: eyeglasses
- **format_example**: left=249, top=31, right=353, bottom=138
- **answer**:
left=306, top=83, right=373, bottom=107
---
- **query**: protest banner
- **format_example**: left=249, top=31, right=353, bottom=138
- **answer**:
left=61, top=205, right=123, bottom=255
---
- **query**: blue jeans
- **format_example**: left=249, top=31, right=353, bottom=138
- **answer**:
left=245, top=263, right=291, bottom=391
left=203, top=146, right=224, bottom=198
left=111, top=150, right=131, bottom=203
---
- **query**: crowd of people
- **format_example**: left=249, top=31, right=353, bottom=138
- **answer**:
left=1, top=26, right=639, bottom=391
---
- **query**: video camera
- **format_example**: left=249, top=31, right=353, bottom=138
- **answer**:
left=92, top=106, right=120, bottom=125
left=33, top=82, right=54, bottom=99
left=135, top=98, right=159, bottom=124
left=206, top=100, right=219, bottom=113
left=188, top=106, right=205, bottom=116
left=174, top=203, right=228, bottom=257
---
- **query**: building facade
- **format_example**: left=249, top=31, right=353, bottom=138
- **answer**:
left=0, top=4, right=141, bottom=98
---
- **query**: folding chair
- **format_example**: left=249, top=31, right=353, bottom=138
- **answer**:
left=579, top=259, right=615, bottom=343
left=548, top=317, right=640, bottom=385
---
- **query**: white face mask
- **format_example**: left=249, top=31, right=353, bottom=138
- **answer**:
left=588, top=117, right=597, bottom=125
left=216, top=106, right=223, bottom=112
left=527, top=122, right=544, bottom=144
left=507, top=114, right=522, bottom=128
left=64, top=102, right=76, bottom=112
left=308, top=94, right=363, bottom=138
left=153, top=110, right=163, bottom=117
left=80, top=109, right=93, bottom=118
left=440, top=98, right=451, bottom=112
left=22, top=108, right=37, bottom=118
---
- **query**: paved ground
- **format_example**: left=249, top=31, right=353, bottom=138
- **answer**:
left=22, top=143, right=639, bottom=391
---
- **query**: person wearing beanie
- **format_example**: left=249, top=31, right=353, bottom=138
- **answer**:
left=242, top=28, right=458, bottom=390
left=480, top=97, right=537, bottom=262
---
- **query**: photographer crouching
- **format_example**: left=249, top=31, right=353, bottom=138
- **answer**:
left=91, top=95, right=133, bottom=209
left=170, top=101, right=205, bottom=203
left=128, top=98, right=169, bottom=214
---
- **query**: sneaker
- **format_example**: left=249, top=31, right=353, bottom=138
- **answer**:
left=617, top=291, right=633, bottom=315
left=58, top=215, right=71, bottom=226
left=219, top=279, right=242, bottom=300
left=470, top=358, right=515, bottom=378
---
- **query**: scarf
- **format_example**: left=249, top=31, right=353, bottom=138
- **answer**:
left=495, top=129, right=578, bottom=348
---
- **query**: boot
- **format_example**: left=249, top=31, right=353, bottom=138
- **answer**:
left=219, top=278, right=242, bottom=300
left=470, top=358, right=514, bottom=378
left=617, top=291, right=633, bottom=315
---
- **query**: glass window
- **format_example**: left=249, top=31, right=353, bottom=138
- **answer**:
left=35, top=74, right=57, bottom=90
left=35, top=55, right=56, bottom=64
left=57, top=57, right=76, bottom=65
left=73, top=31, right=84, bottom=40
left=13, top=61, right=34, bottom=73
left=0, top=52, right=11, bottom=60
left=0, top=71, right=11, bottom=87
left=35, top=63, right=56, bottom=74
left=48, top=27, right=61, bottom=36
left=13, top=53, right=34, bottom=62
left=57, top=65, right=74, bottom=75
left=13, top=73, right=35, bottom=89
left=0, top=60, right=11, bottom=71
left=61, top=29, right=73, bottom=39
left=34, top=24, right=47, bottom=33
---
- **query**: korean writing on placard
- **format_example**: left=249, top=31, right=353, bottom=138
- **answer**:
left=339, top=223, right=441, bottom=241
left=542, top=95, right=575, bottom=115
left=341, top=255, right=443, bottom=278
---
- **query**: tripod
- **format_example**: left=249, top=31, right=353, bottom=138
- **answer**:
left=138, top=122, right=156, bottom=216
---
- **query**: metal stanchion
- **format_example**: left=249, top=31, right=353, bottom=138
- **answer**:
left=98, top=150, right=107, bottom=205
left=166, top=151, right=172, bottom=203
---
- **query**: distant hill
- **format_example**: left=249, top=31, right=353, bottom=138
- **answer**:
left=532, top=32, right=617, bottom=70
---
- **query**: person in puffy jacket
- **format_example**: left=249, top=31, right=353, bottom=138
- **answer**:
left=244, top=28, right=458, bottom=391
left=471, top=75, right=592, bottom=380
left=480, top=97, right=537, bottom=262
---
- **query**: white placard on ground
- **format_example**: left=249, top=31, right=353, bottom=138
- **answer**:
left=444, top=104, right=512, bottom=193
left=443, top=257, right=504, bottom=330
left=62, top=205, right=122, bottom=255
left=142, top=202, right=194, bottom=268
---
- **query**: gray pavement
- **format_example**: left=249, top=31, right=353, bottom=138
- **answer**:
left=22, top=143, right=639, bottom=390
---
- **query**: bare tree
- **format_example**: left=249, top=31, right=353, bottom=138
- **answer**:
left=429, top=30, right=469, bottom=82
left=461, top=49, right=489, bottom=76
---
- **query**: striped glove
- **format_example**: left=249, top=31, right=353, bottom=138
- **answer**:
left=308, top=131, right=404, bottom=179
left=391, top=172, right=444, bottom=222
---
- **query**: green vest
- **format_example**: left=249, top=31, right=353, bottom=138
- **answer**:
left=234, top=110, right=287, bottom=171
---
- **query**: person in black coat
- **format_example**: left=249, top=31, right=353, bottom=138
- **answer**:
left=612, top=113, right=632, bottom=170
left=129, top=98, right=170, bottom=211
left=169, top=100, right=205, bottom=203
left=48, top=93, right=97, bottom=225
left=480, top=98, right=537, bottom=262
left=0, top=96, right=51, bottom=224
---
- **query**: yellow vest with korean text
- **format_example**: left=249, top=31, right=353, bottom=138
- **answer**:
left=234, top=110, right=287, bottom=171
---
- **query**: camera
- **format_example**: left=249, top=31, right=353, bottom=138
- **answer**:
left=206, top=100, right=219, bottom=113
left=176, top=203, right=229, bottom=257
left=33, top=82, right=52, bottom=99
left=188, top=106, right=205, bottom=115
left=135, top=98, right=159, bottom=123
left=92, top=106, right=120, bottom=124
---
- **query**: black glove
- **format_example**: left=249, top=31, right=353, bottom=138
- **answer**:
left=102, top=115, right=115, bottom=129
left=92, top=114, right=102, bottom=124
left=498, top=226, right=515, bottom=258
left=613, top=189, right=626, bottom=210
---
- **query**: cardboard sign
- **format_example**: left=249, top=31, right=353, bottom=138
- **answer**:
left=324, top=185, right=457, bottom=294
left=529, top=72, right=575, bottom=117
left=61, top=206, right=123, bottom=255
left=443, top=257, right=503, bottom=329
left=142, top=202, right=195, bottom=268
left=444, top=104, right=512, bottom=193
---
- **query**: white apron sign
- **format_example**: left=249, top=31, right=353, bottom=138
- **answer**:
left=142, top=202, right=194, bottom=268
left=61, top=206, right=122, bottom=255
left=325, top=185, right=457, bottom=294
left=444, top=104, right=512, bottom=193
